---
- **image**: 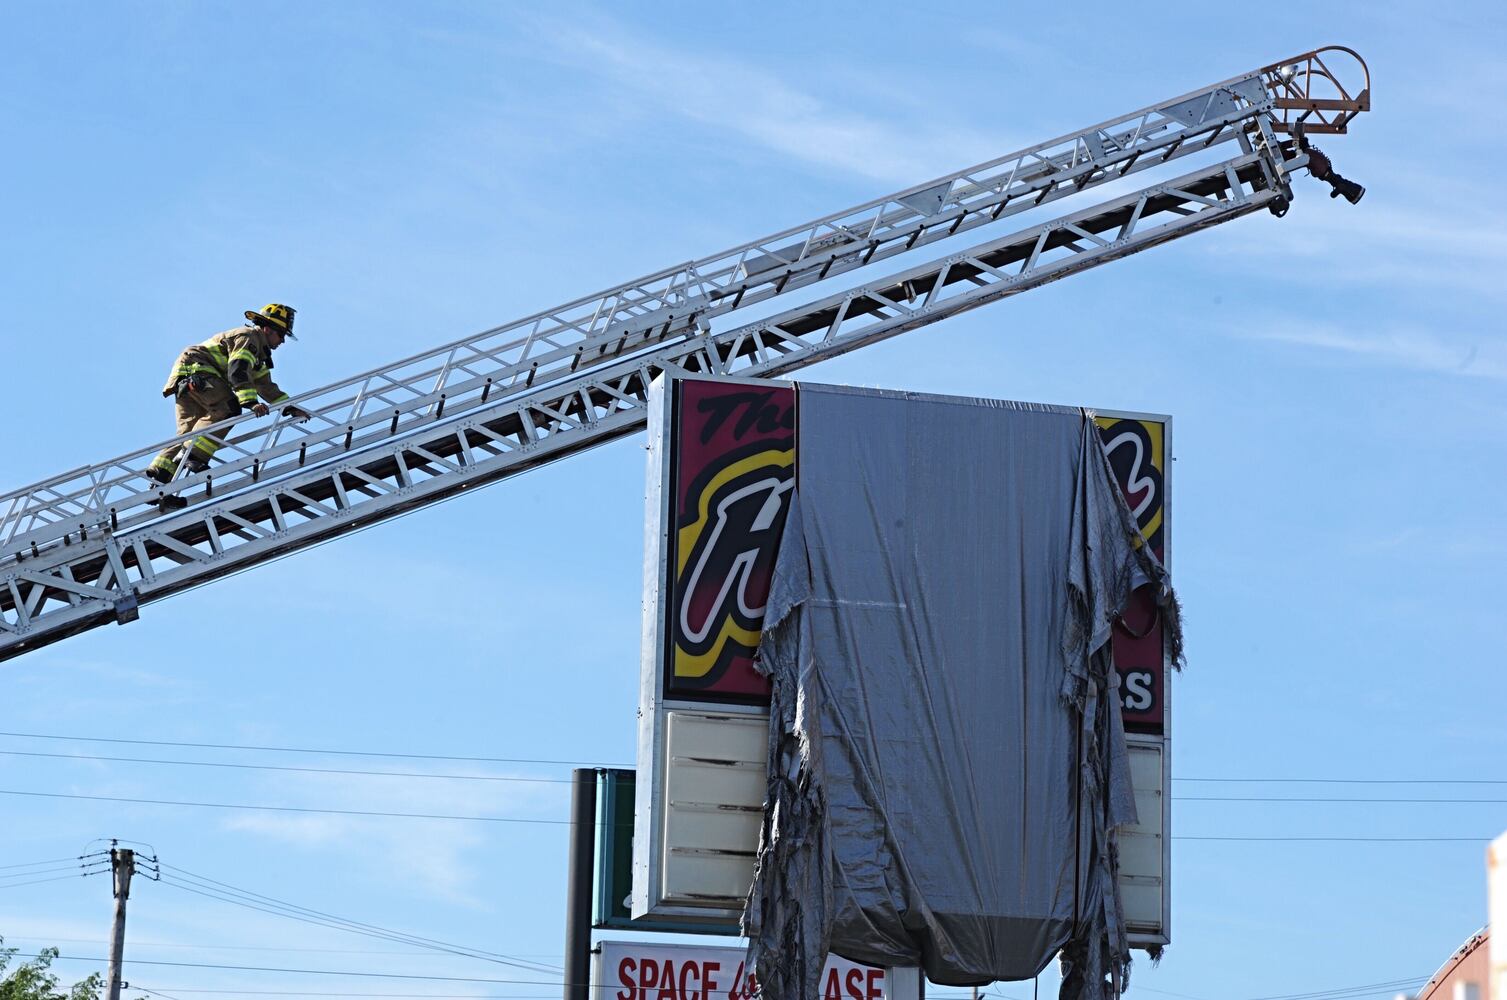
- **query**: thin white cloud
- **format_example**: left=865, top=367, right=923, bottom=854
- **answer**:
left=1238, top=321, right=1507, bottom=381
left=1198, top=164, right=1507, bottom=302
left=1344, top=525, right=1507, bottom=559
left=219, top=765, right=565, bottom=908
left=523, top=16, right=1002, bottom=186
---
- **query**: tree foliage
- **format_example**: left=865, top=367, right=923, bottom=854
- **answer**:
left=0, top=938, right=103, bottom=1000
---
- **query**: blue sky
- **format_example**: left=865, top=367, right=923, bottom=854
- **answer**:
left=2, top=2, right=1505, bottom=999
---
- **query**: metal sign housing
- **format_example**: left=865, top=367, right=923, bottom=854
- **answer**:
left=634, top=374, right=1173, bottom=948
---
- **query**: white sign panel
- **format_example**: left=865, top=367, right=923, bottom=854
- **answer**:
left=596, top=941, right=886, bottom=1000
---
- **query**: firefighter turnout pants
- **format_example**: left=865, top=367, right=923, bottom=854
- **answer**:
left=149, top=376, right=241, bottom=478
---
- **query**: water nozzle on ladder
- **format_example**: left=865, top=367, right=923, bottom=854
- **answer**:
left=1304, top=146, right=1365, bottom=204
left=1294, top=124, right=1365, bottom=205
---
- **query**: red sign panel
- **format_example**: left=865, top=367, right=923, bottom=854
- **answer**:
left=1096, top=416, right=1169, bottom=735
left=663, top=380, right=795, bottom=701
left=658, top=381, right=1168, bottom=729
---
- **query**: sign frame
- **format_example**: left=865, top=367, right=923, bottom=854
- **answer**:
left=633, top=375, right=1173, bottom=948
left=634, top=375, right=788, bottom=923
left=1097, top=405, right=1173, bottom=948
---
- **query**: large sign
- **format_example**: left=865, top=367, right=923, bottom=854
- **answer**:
left=662, top=379, right=794, bottom=701
left=636, top=377, right=1172, bottom=947
left=596, top=941, right=885, bottom=1000
left=1096, top=415, right=1170, bottom=736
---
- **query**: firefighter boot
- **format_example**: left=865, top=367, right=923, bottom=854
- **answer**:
left=149, top=456, right=190, bottom=511
left=152, top=492, right=189, bottom=512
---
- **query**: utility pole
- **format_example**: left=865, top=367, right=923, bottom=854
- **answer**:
left=106, top=844, right=135, bottom=1000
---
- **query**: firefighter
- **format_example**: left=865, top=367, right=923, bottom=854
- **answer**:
left=146, top=303, right=312, bottom=488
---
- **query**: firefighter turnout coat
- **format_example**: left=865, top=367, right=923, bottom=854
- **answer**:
left=161, top=325, right=291, bottom=408
left=148, top=325, right=293, bottom=478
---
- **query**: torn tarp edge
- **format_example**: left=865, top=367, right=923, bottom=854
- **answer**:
left=743, top=490, right=833, bottom=1000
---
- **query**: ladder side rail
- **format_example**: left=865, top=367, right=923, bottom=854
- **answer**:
left=1, top=302, right=712, bottom=559
left=580, top=81, right=1274, bottom=335
left=0, top=98, right=1260, bottom=553
left=0, top=65, right=1282, bottom=523
left=0, top=148, right=1292, bottom=656
left=0, top=321, right=593, bottom=552
left=0, top=112, right=1291, bottom=564
left=9, top=41, right=1369, bottom=545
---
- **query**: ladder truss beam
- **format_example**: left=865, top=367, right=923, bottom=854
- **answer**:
left=0, top=150, right=1293, bottom=660
left=2, top=57, right=1327, bottom=558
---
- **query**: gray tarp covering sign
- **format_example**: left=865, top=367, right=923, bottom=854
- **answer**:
left=743, top=386, right=1180, bottom=1000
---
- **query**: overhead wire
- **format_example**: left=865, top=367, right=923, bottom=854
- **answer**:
left=134, top=988, right=191, bottom=1000
left=3, top=729, right=1501, bottom=789
left=26, top=954, right=1432, bottom=1000
left=10, top=748, right=1507, bottom=802
left=0, top=731, right=623, bottom=769
left=0, top=749, right=574, bottom=784
left=157, top=863, right=561, bottom=975
left=31, top=953, right=577, bottom=984
left=1179, top=776, right=1507, bottom=785
left=0, top=788, right=568, bottom=825
left=1235, top=974, right=1430, bottom=999
left=1177, top=795, right=1507, bottom=804
left=0, top=862, right=107, bottom=880
left=0, top=872, right=107, bottom=890
left=2, top=936, right=560, bottom=959
left=0, top=788, right=1495, bottom=842
left=122, top=987, right=560, bottom=993
left=122, top=992, right=562, bottom=998
left=0, top=856, right=110, bottom=890
left=153, top=880, right=561, bottom=979
left=0, top=855, right=90, bottom=870
left=1176, top=835, right=1492, bottom=842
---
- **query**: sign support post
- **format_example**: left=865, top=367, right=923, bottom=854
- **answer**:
left=565, top=768, right=599, bottom=1000
left=886, top=968, right=923, bottom=1000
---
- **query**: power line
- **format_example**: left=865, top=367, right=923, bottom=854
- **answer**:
left=12, top=747, right=1507, bottom=802
left=126, top=992, right=563, bottom=998
left=160, top=861, right=560, bottom=969
left=3, top=787, right=1498, bottom=841
left=1178, top=795, right=1507, bottom=804
left=1235, top=975, right=1429, bottom=999
left=1176, top=836, right=1491, bottom=842
left=153, top=879, right=534, bottom=973
left=26, top=955, right=1432, bottom=1000
left=20, top=953, right=956, bottom=996
left=3, top=936, right=561, bottom=960
left=0, top=855, right=88, bottom=870
left=129, top=993, right=561, bottom=998
left=3, top=729, right=1501, bottom=789
left=0, top=749, right=574, bottom=784
left=0, top=862, right=108, bottom=881
left=0, top=788, right=567, bottom=825
left=155, top=864, right=561, bottom=974
left=0, top=872, right=107, bottom=890
left=127, top=993, right=998, bottom=1000
left=1177, top=777, right=1507, bottom=785
left=0, top=731, right=623, bottom=768
left=35, top=953, right=561, bottom=984
left=135, top=987, right=190, bottom=1000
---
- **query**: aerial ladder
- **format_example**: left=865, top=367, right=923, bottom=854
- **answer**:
left=0, top=48, right=1369, bottom=661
